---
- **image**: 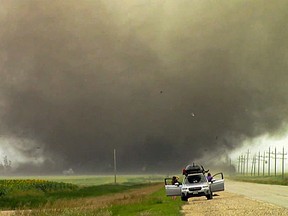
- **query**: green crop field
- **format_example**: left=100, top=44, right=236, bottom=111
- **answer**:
left=0, top=174, right=165, bottom=186
left=0, top=175, right=183, bottom=215
left=42, top=174, right=165, bottom=186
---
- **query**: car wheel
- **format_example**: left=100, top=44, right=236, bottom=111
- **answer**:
left=181, top=195, right=188, bottom=201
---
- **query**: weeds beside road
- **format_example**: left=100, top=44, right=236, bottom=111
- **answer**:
left=228, top=175, right=288, bottom=186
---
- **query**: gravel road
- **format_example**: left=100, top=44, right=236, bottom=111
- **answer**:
left=182, top=180, right=288, bottom=216
left=225, top=180, right=288, bottom=208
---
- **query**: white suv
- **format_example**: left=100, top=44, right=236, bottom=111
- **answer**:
left=165, top=172, right=224, bottom=201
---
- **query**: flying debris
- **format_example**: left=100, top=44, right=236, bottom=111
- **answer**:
left=1, top=0, right=288, bottom=174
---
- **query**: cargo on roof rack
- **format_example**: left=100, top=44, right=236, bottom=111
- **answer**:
left=182, top=163, right=208, bottom=175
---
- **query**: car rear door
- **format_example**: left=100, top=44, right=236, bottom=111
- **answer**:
left=164, top=178, right=181, bottom=196
left=210, top=172, right=224, bottom=192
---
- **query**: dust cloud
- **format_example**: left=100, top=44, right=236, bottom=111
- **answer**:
left=0, top=0, right=288, bottom=174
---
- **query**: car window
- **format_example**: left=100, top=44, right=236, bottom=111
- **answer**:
left=185, top=174, right=206, bottom=184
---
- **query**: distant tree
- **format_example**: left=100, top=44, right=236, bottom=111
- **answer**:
left=63, top=168, right=74, bottom=175
left=4, top=156, right=11, bottom=168
left=0, top=156, right=12, bottom=174
left=0, top=162, right=3, bottom=173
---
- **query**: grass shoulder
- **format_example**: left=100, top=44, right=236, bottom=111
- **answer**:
left=227, top=175, right=288, bottom=186
left=107, top=187, right=184, bottom=216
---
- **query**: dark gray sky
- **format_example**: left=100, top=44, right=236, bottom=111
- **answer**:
left=1, top=0, right=288, bottom=174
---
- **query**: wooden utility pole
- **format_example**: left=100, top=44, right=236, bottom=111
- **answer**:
left=240, top=155, right=242, bottom=174
left=250, top=155, right=256, bottom=176
left=274, top=147, right=277, bottom=176
left=250, top=155, right=254, bottom=176
left=263, top=151, right=265, bottom=176
left=253, top=155, right=256, bottom=176
left=282, top=147, right=287, bottom=179
left=258, top=151, right=260, bottom=176
left=114, top=149, right=117, bottom=184
left=268, top=147, right=271, bottom=176
left=246, top=150, right=250, bottom=176
left=238, top=156, right=240, bottom=173
left=242, top=155, right=246, bottom=175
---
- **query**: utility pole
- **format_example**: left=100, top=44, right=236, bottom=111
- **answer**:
left=246, top=150, right=250, bottom=176
left=114, top=149, right=117, bottom=184
left=239, top=155, right=242, bottom=175
left=250, top=155, right=256, bottom=176
left=242, top=155, right=246, bottom=175
left=250, top=155, right=254, bottom=176
left=274, top=147, right=277, bottom=176
left=258, top=151, right=260, bottom=176
left=253, top=155, right=256, bottom=176
left=282, top=147, right=287, bottom=179
left=263, top=151, right=265, bottom=176
left=238, top=156, right=240, bottom=174
left=282, top=147, right=284, bottom=179
left=268, top=147, right=271, bottom=176
left=240, top=155, right=244, bottom=175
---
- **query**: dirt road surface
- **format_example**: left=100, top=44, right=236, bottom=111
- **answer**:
left=182, top=180, right=288, bottom=216
left=225, top=180, right=288, bottom=208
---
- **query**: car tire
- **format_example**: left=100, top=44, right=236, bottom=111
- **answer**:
left=181, top=195, right=188, bottom=201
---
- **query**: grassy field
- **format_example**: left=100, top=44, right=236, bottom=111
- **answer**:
left=0, top=179, right=147, bottom=209
left=0, top=175, right=164, bottom=186
left=10, top=186, right=183, bottom=216
left=227, top=174, right=288, bottom=186
left=0, top=175, right=184, bottom=216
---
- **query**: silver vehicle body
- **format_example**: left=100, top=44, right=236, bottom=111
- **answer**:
left=165, top=172, right=224, bottom=201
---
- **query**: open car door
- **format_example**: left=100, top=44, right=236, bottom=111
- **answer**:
left=210, top=172, right=224, bottom=192
left=164, top=178, right=181, bottom=196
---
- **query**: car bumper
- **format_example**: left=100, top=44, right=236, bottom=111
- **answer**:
left=182, top=189, right=210, bottom=198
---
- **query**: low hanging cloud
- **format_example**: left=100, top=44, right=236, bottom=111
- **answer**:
left=0, top=0, right=288, bottom=174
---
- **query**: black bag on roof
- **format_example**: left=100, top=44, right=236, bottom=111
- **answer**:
left=182, top=163, right=208, bottom=175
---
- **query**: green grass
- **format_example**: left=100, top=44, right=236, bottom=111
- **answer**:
left=46, top=183, right=149, bottom=199
left=107, top=187, right=183, bottom=216
left=0, top=175, right=161, bottom=210
left=228, top=175, right=288, bottom=186
left=13, top=186, right=184, bottom=216
left=0, top=175, right=185, bottom=215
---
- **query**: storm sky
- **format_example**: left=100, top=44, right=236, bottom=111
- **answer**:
left=1, top=0, right=288, bottom=174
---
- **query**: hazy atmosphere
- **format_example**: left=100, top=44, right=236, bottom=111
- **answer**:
left=0, top=0, right=288, bottom=174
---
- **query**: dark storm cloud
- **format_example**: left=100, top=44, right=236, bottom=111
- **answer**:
left=1, top=0, right=288, bottom=173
